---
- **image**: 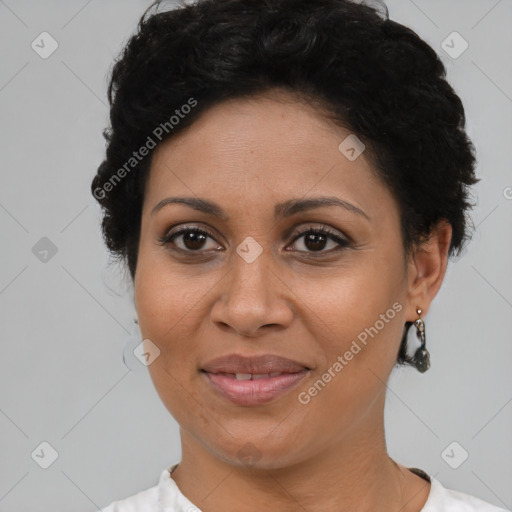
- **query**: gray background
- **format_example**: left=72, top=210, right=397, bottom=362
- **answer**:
left=0, top=0, right=511, bottom=511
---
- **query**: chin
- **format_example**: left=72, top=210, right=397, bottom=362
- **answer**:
left=203, top=432, right=310, bottom=471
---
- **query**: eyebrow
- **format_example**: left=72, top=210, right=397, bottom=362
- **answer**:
left=150, top=196, right=370, bottom=221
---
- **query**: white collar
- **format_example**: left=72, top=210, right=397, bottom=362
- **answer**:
left=157, top=465, right=507, bottom=512
left=157, top=463, right=204, bottom=512
left=157, top=464, right=435, bottom=512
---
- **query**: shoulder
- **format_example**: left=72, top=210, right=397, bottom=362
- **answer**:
left=98, top=463, right=199, bottom=512
left=98, top=477, right=160, bottom=512
left=423, top=476, right=510, bottom=512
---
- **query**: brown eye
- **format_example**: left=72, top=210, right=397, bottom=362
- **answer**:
left=158, top=227, right=221, bottom=253
left=288, top=227, right=350, bottom=254
left=157, top=225, right=350, bottom=256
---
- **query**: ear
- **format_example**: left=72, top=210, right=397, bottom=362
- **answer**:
left=405, top=219, right=452, bottom=321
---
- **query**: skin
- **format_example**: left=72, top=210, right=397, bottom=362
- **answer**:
left=133, top=88, right=452, bottom=512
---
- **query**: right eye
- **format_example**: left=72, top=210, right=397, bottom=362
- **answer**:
left=157, top=226, right=223, bottom=253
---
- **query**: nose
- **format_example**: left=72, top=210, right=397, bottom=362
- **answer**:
left=209, top=248, right=293, bottom=337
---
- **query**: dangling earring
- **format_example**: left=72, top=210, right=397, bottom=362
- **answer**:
left=411, top=307, right=430, bottom=373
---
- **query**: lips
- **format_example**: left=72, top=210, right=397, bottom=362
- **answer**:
left=200, top=353, right=311, bottom=406
left=201, top=353, right=309, bottom=375
left=211, top=372, right=291, bottom=380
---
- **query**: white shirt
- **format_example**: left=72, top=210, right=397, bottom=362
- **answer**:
left=99, top=463, right=511, bottom=512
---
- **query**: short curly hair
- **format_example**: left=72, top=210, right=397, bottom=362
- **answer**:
left=91, top=0, right=479, bottom=369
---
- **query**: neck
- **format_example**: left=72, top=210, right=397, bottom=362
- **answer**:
left=171, top=398, right=426, bottom=512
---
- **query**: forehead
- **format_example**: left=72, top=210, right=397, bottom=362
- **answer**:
left=143, top=90, right=394, bottom=222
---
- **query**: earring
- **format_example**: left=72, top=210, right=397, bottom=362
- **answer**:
left=411, top=307, right=430, bottom=373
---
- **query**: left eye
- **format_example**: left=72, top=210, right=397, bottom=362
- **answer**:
left=289, top=227, right=349, bottom=253
left=158, top=226, right=349, bottom=254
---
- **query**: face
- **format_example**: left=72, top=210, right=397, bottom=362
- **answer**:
left=134, top=89, right=414, bottom=469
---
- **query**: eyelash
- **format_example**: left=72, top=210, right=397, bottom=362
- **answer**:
left=157, top=224, right=350, bottom=256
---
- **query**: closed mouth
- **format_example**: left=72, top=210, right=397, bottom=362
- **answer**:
left=201, top=370, right=304, bottom=380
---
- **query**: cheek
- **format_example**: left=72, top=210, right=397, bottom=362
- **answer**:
left=303, top=253, right=406, bottom=376
left=134, top=237, right=199, bottom=337
left=134, top=245, right=210, bottom=393
left=295, top=287, right=404, bottom=432
left=135, top=268, right=200, bottom=378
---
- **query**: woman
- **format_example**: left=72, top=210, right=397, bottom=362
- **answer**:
left=92, top=0, right=509, bottom=510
